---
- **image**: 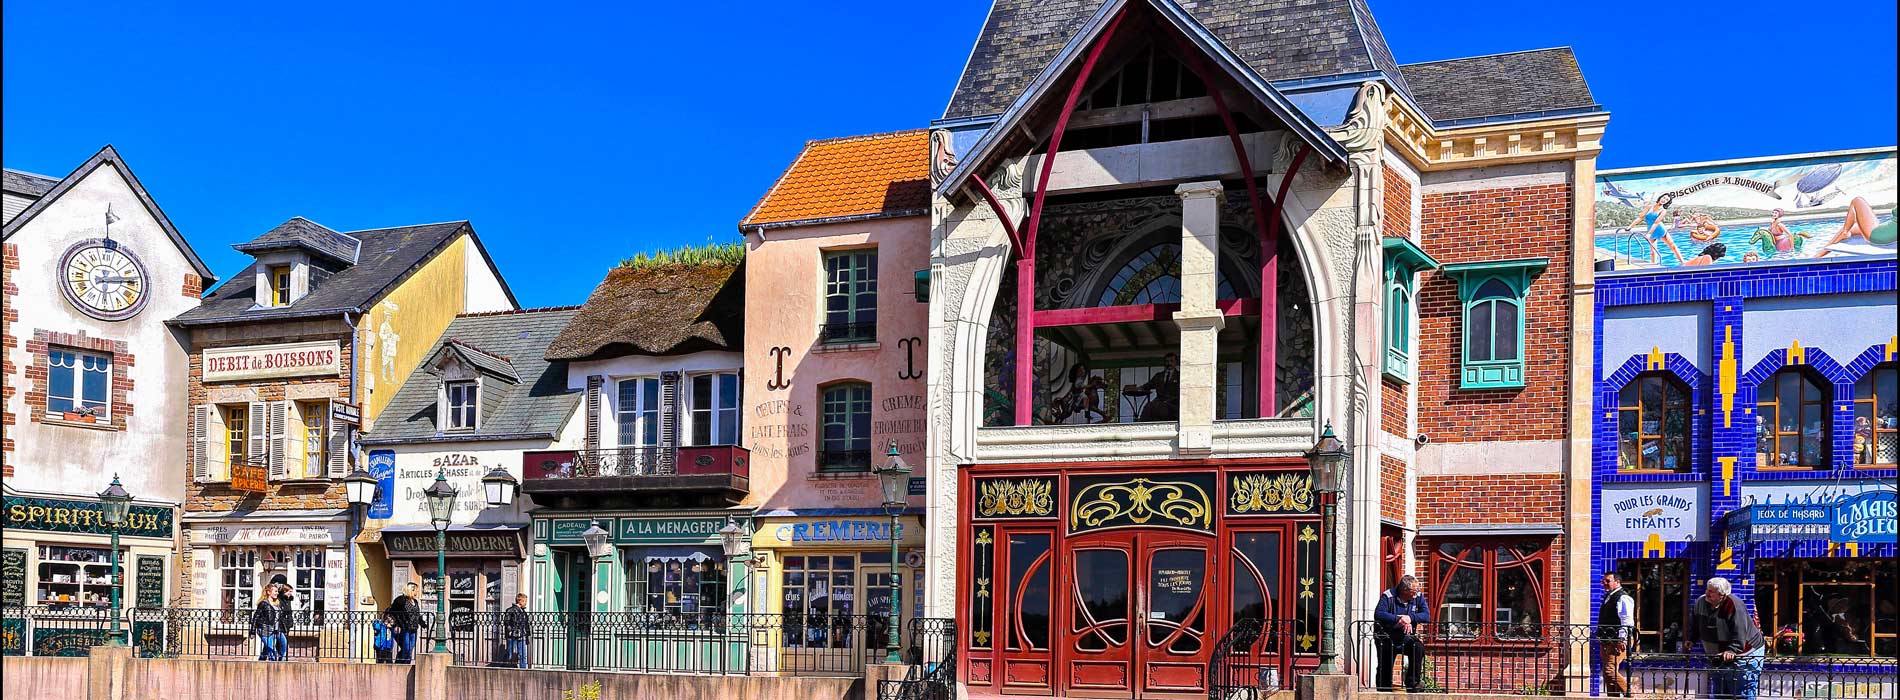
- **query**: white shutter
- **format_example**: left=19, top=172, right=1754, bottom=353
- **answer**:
left=326, top=408, right=348, bottom=477
left=268, top=401, right=289, bottom=480
left=191, top=405, right=209, bottom=482
left=247, top=402, right=268, bottom=472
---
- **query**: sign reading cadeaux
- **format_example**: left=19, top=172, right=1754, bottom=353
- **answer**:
left=1601, top=483, right=1708, bottom=543
left=202, top=340, right=341, bottom=382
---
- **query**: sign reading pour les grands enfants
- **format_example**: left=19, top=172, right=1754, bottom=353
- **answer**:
left=1601, top=483, right=1707, bottom=543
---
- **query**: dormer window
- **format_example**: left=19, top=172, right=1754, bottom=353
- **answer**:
left=268, top=265, right=292, bottom=306
left=446, top=381, right=478, bottom=430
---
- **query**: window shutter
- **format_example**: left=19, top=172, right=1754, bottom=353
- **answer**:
left=247, top=402, right=268, bottom=472
left=326, top=408, right=348, bottom=478
left=191, top=405, right=209, bottom=482
left=268, top=401, right=289, bottom=480
left=585, top=375, right=603, bottom=451
left=659, top=371, right=680, bottom=472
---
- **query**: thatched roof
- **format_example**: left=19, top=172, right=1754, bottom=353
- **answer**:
left=545, top=261, right=744, bottom=361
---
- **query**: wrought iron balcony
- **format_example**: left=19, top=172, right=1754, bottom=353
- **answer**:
left=816, top=448, right=872, bottom=473
left=819, top=321, right=877, bottom=345
left=520, top=445, right=749, bottom=504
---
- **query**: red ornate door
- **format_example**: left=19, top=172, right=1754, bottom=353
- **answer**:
left=1062, top=531, right=1215, bottom=699
left=1136, top=533, right=1216, bottom=698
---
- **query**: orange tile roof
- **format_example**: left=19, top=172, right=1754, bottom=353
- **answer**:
left=741, top=129, right=930, bottom=229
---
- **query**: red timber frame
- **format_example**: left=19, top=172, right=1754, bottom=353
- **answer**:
left=962, top=6, right=1314, bottom=425
left=959, top=458, right=1323, bottom=699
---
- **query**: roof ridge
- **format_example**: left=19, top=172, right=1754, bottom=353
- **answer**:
left=445, top=337, right=513, bottom=364
left=3, top=168, right=60, bottom=181
left=456, top=305, right=582, bottom=318
left=345, top=219, right=471, bottom=236
left=804, top=128, right=928, bottom=146
left=1399, top=46, right=1574, bottom=68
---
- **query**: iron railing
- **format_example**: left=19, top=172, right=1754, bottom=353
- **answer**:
left=877, top=619, right=956, bottom=700
left=1207, top=618, right=1304, bottom=700
left=439, top=611, right=904, bottom=676
left=2, top=606, right=433, bottom=662
left=819, top=321, right=877, bottom=344
left=1349, top=620, right=1900, bottom=698
left=817, top=449, right=872, bottom=472
left=567, top=446, right=674, bottom=477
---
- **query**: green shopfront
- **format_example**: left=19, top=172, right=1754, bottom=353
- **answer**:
left=3, top=493, right=177, bottom=656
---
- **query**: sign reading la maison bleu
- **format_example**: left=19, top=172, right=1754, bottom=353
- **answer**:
left=1831, top=491, right=1897, bottom=544
left=3, top=495, right=174, bottom=539
left=203, top=340, right=341, bottom=382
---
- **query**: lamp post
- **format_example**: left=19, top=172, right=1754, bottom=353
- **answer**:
left=872, top=440, right=912, bottom=665
left=1305, top=422, right=1348, bottom=675
left=423, top=469, right=459, bottom=654
left=343, top=467, right=377, bottom=611
left=97, top=475, right=133, bottom=646
left=718, top=519, right=750, bottom=614
left=481, top=466, right=519, bottom=509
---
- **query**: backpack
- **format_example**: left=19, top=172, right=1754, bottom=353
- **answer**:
left=373, top=619, right=394, bottom=651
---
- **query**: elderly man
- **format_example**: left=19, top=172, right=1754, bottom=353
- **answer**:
left=1596, top=572, right=1635, bottom=697
left=1686, top=577, right=1765, bottom=700
left=1373, top=574, right=1431, bottom=692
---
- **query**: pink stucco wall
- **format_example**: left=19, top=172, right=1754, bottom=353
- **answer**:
left=743, top=215, right=931, bottom=510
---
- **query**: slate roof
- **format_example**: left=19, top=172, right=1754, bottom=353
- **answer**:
left=171, top=221, right=493, bottom=326
left=442, top=340, right=519, bottom=383
left=741, top=130, right=930, bottom=229
left=943, top=0, right=1412, bottom=120
left=1398, top=48, right=1598, bottom=123
left=363, top=307, right=583, bottom=443
left=545, top=262, right=744, bottom=362
left=232, top=216, right=362, bottom=265
left=3, top=169, right=59, bottom=196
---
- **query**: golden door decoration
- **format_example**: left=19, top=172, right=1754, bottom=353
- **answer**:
left=1229, top=472, right=1314, bottom=514
left=976, top=478, right=1055, bottom=518
left=1069, top=477, right=1213, bottom=532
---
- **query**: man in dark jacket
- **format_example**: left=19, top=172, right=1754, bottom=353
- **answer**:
left=1597, top=572, right=1636, bottom=697
left=503, top=594, right=531, bottom=668
left=1686, top=577, right=1764, bottom=700
left=385, top=582, right=423, bottom=663
left=1372, top=575, right=1431, bottom=692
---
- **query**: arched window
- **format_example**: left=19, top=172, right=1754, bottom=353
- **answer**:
left=1853, top=363, right=1898, bottom=467
left=1465, top=279, right=1520, bottom=365
left=1445, top=259, right=1543, bottom=389
left=1756, top=368, right=1831, bottom=469
left=1095, top=243, right=1235, bottom=307
left=1430, top=539, right=1551, bottom=640
left=1617, top=373, right=1691, bottom=472
left=1387, top=281, right=1411, bottom=358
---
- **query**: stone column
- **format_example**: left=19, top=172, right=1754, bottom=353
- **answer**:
left=1173, top=181, right=1225, bottom=456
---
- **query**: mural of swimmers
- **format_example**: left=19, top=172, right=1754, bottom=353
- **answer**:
left=1596, top=147, right=1896, bottom=268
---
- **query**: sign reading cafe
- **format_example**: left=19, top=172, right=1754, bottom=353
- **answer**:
left=203, top=340, right=342, bottom=382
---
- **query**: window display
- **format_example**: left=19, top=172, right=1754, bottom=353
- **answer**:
left=1615, top=558, right=1690, bottom=652
left=624, top=549, right=725, bottom=617
left=1756, top=558, right=1897, bottom=658
left=1430, top=539, right=1550, bottom=639
left=34, top=545, right=122, bottom=608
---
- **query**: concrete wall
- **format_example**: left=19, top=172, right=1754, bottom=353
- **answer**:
left=447, top=666, right=861, bottom=700
left=3, top=655, right=87, bottom=698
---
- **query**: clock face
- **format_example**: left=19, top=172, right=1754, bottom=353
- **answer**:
left=60, top=240, right=150, bottom=320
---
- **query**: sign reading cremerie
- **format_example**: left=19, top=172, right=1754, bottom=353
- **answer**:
left=203, top=340, right=341, bottom=382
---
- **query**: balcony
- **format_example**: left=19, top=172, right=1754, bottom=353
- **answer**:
left=520, top=445, right=749, bottom=505
left=818, top=321, right=877, bottom=346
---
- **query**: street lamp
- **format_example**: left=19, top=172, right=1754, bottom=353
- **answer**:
left=580, top=521, right=613, bottom=561
left=423, top=469, right=459, bottom=654
left=718, top=519, right=750, bottom=613
left=343, top=467, right=377, bottom=613
left=872, top=440, right=912, bottom=665
left=1304, top=422, right=1348, bottom=675
left=97, top=475, right=133, bottom=647
left=481, top=466, right=518, bottom=508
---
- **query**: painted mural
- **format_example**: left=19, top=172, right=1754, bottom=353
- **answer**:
left=1596, top=148, right=1896, bottom=268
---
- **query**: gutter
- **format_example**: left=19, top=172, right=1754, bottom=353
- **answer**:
left=167, top=305, right=363, bottom=328
left=345, top=311, right=360, bottom=613
left=748, top=208, right=928, bottom=234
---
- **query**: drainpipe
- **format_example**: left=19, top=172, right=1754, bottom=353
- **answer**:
left=344, top=311, right=359, bottom=612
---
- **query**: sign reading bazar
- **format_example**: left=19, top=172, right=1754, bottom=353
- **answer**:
left=4, top=495, right=175, bottom=539
left=203, top=340, right=342, bottom=383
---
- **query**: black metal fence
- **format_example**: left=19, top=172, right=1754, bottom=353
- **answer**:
left=1349, top=620, right=1899, bottom=698
left=2, top=606, right=434, bottom=662
left=877, top=619, right=956, bottom=700
left=1208, top=618, right=1305, bottom=700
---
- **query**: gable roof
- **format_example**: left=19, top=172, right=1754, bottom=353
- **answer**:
left=438, top=339, right=520, bottom=383
left=2, top=145, right=217, bottom=280
left=232, top=216, right=362, bottom=265
left=362, top=306, right=583, bottom=444
left=936, top=0, right=1346, bottom=198
left=944, top=0, right=1412, bottom=121
left=1398, top=48, right=1598, bottom=123
left=3, top=169, right=59, bottom=197
left=170, top=220, right=520, bottom=326
left=740, top=130, right=931, bottom=230
left=545, top=262, right=744, bottom=362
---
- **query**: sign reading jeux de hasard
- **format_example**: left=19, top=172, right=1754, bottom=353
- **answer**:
left=203, top=340, right=341, bottom=382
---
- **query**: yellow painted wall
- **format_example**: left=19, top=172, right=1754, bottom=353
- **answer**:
left=356, top=235, right=470, bottom=423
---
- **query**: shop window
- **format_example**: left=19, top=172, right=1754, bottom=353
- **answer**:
left=1006, top=533, right=1052, bottom=652
left=1756, top=368, right=1831, bottom=469
left=688, top=372, right=741, bottom=446
left=219, top=549, right=258, bottom=612
left=1853, top=363, right=1898, bottom=467
left=292, top=401, right=327, bottom=479
left=822, top=250, right=878, bottom=344
left=781, top=554, right=858, bottom=648
left=819, top=382, right=872, bottom=472
left=1756, top=558, right=1897, bottom=658
left=1615, top=559, right=1691, bottom=653
left=626, top=550, right=726, bottom=617
left=35, top=544, right=122, bottom=609
left=1617, top=373, right=1692, bottom=472
left=1430, top=539, right=1551, bottom=640
left=615, top=378, right=660, bottom=448
left=419, top=561, right=499, bottom=632
left=268, top=265, right=291, bottom=306
left=1444, top=259, right=1545, bottom=390
left=1381, top=238, right=1437, bottom=382
left=289, top=547, right=327, bottom=619
left=47, top=347, right=111, bottom=419
left=445, top=380, right=478, bottom=430
left=1230, top=530, right=1283, bottom=637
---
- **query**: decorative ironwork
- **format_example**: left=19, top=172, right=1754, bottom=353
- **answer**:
left=1229, top=473, right=1314, bottom=514
left=976, top=478, right=1054, bottom=518
left=969, top=526, right=994, bottom=649
left=1068, top=476, right=1213, bottom=533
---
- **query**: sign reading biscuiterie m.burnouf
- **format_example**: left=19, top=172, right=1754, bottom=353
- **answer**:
left=203, top=340, right=342, bottom=382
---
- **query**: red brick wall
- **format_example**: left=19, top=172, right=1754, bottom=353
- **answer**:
left=1382, top=165, right=1412, bottom=240
left=2, top=242, right=17, bottom=470
left=1380, top=454, right=1406, bottom=523
left=1381, top=377, right=1408, bottom=436
left=182, top=273, right=203, bottom=298
left=1414, top=183, right=1572, bottom=442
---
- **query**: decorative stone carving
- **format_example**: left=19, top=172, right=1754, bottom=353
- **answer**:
left=1229, top=472, right=1314, bottom=514
left=1324, top=81, right=1388, bottom=153
left=929, top=129, right=958, bottom=186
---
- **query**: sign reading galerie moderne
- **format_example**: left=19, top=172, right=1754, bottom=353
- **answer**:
left=202, top=340, right=342, bottom=382
left=1601, top=483, right=1708, bottom=543
left=3, top=495, right=175, bottom=539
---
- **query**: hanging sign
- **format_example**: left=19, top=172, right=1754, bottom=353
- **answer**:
left=1830, top=491, right=1897, bottom=544
left=232, top=462, right=268, bottom=493
left=367, top=450, right=396, bottom=519
left=331, top=402, right=362, bottom=427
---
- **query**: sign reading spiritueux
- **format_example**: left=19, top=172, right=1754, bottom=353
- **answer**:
left=3, top=495, right=174, bottom=539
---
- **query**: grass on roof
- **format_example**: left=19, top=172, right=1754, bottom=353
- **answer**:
left=617, top=242, right=745, bottom=270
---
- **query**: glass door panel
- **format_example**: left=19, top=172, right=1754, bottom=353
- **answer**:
left=1137, top=537, right=1213, bottom=697
left=1067, top=543, right=1136, bottom=695
left=1000, top=529, right=1054, bottom=693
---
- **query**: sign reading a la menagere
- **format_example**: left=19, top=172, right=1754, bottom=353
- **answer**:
left=203, top=340, right=341, bottom=382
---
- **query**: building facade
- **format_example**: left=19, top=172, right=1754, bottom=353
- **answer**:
left=167, top=217, right=515, bottom=623
left=921, top=0, right=1606, bottom=696
left=357, top=306, right=582, bottom=633
left=3, top=148, right=216, bottom=638
left=739, top=131, right=934, bottom=634
left=1589, top=150, right=1897, bottom=681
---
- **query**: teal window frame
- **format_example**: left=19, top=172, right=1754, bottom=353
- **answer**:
left=1381, top=237, right=1440, bottom=383
left=819, top=382, right=873, bottom=472
left=823, top=249, right=878, bottom=344
left=1442, top=258, right=1547, bottom=390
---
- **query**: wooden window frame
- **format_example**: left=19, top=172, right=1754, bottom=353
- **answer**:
left=1852, top=363, right=1898, bottom=468
left=686, top=372, right=742, bottom=446
left=1615, top=558, right=1692, bottom=653
left=1756, top=367, right=1831, bottom=470
left=822, top=249, right=878, bottom=344
left=1428, top=538, right=1553, bottom=643
left=46, top=346, right=112, bottom=420
left=1617, top=373, right=1693, bottom=473
left=1443, top=259, right=1545, bottom=390
left=268, top=265, right=292, bottom=307
left=818, top=382, right=873, bottom=472
left=445, top=380, right=479, bottom=431
left=224, top=405, right=250, bottom=469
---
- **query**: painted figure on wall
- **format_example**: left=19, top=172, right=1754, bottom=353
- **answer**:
left=1597, top=150, right=1897, bottom=268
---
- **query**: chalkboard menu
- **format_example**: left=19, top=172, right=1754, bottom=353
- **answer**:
left=1, top=548, right=25, bottom=607
left=135, top=556, right=165, bottom=608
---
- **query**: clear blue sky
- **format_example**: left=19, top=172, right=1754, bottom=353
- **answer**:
left=7, top=0, right=1894, bottom=308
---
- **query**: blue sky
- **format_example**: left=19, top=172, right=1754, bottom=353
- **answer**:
left=6, top=0, right=1894, bottom=308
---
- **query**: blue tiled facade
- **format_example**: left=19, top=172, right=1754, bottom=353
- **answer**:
left=1590, top=257, right=1897, bottom=650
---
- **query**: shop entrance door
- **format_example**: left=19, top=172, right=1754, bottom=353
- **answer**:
left=1063, top=531, right=1215, bottom=699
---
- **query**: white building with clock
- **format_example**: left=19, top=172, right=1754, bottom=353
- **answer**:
left=2, top=146, right=216, bottom=621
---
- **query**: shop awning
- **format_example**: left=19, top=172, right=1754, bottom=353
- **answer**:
left=1723, top=490, right=1897, bottom=546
